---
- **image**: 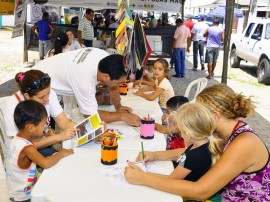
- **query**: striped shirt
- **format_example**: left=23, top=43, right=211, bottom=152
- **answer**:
left=78, top=16, right=94, bottom=40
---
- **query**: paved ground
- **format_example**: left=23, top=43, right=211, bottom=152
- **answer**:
left=1, top=28, right=270, bottom=149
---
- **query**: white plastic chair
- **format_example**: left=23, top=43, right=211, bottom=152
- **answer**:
left=184, top=78, right=208, bottom=102
left=106, top=48, right=118, bottom=55
left=92, top=40, right=105, bottom=49
left=0, top=153, right=9, bottom=202
left=0, top=96, right=9, bottom=170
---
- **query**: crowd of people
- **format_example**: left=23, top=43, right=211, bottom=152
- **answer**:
left=2, top=7, right=269, bottom=202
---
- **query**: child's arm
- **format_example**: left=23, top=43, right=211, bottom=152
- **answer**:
left=133, top=79, right=155, bottom=89
left=155, top=123, right=170, bottom=134
left=32, top=128, right=76, bottom=149
left=127, top=162, right=191, bottom=180
left=23, top=145, right=73, bottom=169
left=134, top=87, right=164, bottom=101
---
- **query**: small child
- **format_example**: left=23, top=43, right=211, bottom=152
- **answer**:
left=128, top=103, right=222, bottom=201
left=133, top=58, right=174, bottom=113
left=6, top=100, right=73, bottom=202
left=155, top=96, right=189, bottom=168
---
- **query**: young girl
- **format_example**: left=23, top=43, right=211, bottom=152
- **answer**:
left=127, top=103, right=222, bottom=181
left=133, top=58, right=174, bottom=112
left=6, top=100, right=74, bottom=202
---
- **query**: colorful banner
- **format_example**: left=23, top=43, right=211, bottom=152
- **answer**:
left=12, top=0, right=27, bottom=38
left=0, top=0, right=15, bottom=15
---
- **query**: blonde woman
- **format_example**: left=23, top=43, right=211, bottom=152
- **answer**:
left=125, top=84, right=270, bottom=201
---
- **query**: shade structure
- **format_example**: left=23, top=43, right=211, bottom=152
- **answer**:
left=207, top=5, right=243, bottom=18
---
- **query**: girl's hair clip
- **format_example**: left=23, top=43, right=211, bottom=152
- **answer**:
left=18, top=73, right=24, bottom=82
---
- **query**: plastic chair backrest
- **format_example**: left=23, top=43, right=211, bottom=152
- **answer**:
left=106, top=48, right=118, bottom=55
left=0, top=96, right=9, bottom=170
left=92, top=40, right=105, bottom=49
left=184, top=78, right=208, bottom=101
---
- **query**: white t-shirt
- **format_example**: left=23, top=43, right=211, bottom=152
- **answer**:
left=155, top=78, right=175, bottom=109
left=192, top=21, right=209, bottom=41
left=66, top=39, right=82, bottom=51
left=6, top=137, right=39, bottom=201
left=34, top=48, right=109, bottom=115
left=4, top=90, right=62, bottom=148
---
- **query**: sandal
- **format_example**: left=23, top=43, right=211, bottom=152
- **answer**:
left=206, top=75, right=212, bottom=79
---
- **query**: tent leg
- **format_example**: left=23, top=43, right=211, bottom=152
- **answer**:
left=23, top=22, right=28, bottom=63
left=222, top=0, right=235, bottom=84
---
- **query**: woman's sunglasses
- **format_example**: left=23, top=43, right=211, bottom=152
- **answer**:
left=25, top=74, right=51, bottom=93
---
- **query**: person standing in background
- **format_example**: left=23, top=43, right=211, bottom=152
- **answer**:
left=149, top=15, right=157, bottom=28
left=78, top=8, right=95, bottom=47
left=32, top=12, right=55, bottom=60
left=184, top=15, right=194, bottom=53
left=204, top=18, right=224, bottom=79
left=191, top=14, right=209, bottom=71
left=172, top=19, right=191, bottom=78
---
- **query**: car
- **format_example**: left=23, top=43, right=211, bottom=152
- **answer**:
left=230, top=18, right=270, bottom=84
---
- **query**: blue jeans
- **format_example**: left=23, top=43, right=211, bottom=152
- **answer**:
left=173, top=48, right=186, bottom=77
left=39, top=146, right=56, bottom=157
left=193, top=40, right=205, bottom=69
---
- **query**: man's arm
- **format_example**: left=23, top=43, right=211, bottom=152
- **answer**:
left=48, top=23, right=55, bottom=38
left=98, top=110, right=140, bottom=126
left=203, top=28, right=209, bottom=38
left=31, top=24, right=37, bottom=33
left=77, top=30, right=83, bottom=45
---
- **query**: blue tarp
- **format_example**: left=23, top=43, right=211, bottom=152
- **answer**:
left=207, top=5, right=243, bottom=18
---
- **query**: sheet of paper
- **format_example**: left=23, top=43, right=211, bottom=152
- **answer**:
left=100, top=162, right=166, bottom=186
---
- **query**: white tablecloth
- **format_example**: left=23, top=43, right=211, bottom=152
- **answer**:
left=31, top=91, right=182, bottom=202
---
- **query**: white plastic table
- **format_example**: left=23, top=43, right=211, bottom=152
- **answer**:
left=31, top=91, right=183, bottom=202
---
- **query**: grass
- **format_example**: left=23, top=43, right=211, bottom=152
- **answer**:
left=228, top=72, right=265, bottom=87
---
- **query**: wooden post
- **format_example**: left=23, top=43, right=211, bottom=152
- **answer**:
left=221, top=0, right=235, bottom=84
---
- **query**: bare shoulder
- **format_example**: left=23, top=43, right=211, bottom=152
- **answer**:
left=223, top=131, right=268, bottom=171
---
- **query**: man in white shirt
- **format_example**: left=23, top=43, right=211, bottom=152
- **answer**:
left=191, top=15, right=209, bottom=71
left=34, top=48, right=140, bottom=126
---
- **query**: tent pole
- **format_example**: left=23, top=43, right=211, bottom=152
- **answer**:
left=23, top=6, right=28, bottom=63
left=181, top=0, right=185, bottom=20
left=222, top=0, right=235, bottom=84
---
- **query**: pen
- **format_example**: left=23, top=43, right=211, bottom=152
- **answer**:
left=141, top=141, right=145, bottom=160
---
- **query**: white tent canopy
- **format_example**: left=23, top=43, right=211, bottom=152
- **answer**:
left=29, top=0, right=183, bottom=13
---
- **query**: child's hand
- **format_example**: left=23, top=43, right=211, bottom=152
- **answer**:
left=133, top=89, right=143, bottom=96
left=133, top=80, right=142, bottom=87
left=161, top=114, right=168, bottom=123
left=59, top=149, right=74, bottom=157
left=124, top=162, right=146, bottom=185
left=60, top=128, right=76, bottom=141
left=136, top=151, right=155, bottom=162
